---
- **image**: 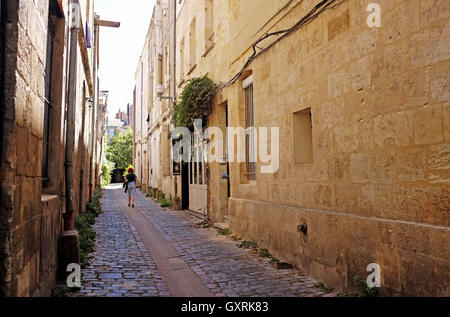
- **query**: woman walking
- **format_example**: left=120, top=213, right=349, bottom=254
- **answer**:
left=125, top=167, right=137, bottom=208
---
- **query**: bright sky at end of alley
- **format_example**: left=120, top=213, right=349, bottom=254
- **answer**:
left=95, top=0, right=156, bottom=116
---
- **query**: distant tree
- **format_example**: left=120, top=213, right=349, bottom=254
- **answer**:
left=106, top=128, right=133, bottom=170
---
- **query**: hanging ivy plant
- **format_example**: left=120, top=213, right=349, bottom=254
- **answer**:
left=173, top=74, right=218, bottom=127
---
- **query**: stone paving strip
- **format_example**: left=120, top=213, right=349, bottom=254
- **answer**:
left=72, top=188, right=170, bottom=297
left=133, top=190, right=335, bottom=298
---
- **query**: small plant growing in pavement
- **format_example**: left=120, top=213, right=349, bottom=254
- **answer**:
left=218, top=228, right=231, bottom=236
left=258, top=248, right=272, bottom=258
left=154, top=192, right=173, bottom=208
left=197, top=220, right=211, bottom=228
left=51, top=284, right=80, bottom=298
left=238, top=240, right=259, bottom=250
left=353, top=275, right=379, bottom=297
left=314, top=282, right=334, bottom=294
left=269, top=257, right=280, bottom=264
left=156, top=192, right=165, bottom=203
left=75, top=188, right=103, bottom=269
left=160, top=199, right=171, bottom=208
left=336, top=275, right=379, bottom=297
left=237, top=240, right=281, bottom=264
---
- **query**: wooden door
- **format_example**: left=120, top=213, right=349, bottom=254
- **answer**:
left=189, top=135, right=207, bottom=214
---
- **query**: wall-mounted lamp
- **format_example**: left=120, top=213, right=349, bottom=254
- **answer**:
left=156, top=84, right=175, bottom=104
left=86, top=97, right=94, bottom=108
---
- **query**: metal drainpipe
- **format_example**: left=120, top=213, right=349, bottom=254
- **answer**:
left=172, top=0, right=178, bottom=204
left=0, top=0, right=7, bottom=179
left=173, top=0, right=176, bottom=103
left=64, top=0, right=80, bottom=231
left=89, top=18, right=98, bottom=200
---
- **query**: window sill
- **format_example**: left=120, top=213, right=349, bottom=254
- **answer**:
left=239, top=182, right=257, bottom=192
left=41, top=194, right=59, bottom=203
left=294, top=162, right=314, bottom=166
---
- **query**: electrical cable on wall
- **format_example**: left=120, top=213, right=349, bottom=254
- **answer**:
left=220, top=0, right=342, bottom=88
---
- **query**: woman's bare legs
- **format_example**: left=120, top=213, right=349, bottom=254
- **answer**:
left=128, top=195, right=131, bottom=206
left=132, top=196, right=135, bottom=207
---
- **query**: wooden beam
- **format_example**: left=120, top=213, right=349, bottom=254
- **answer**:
left=95, top=19, right=121, bottom=28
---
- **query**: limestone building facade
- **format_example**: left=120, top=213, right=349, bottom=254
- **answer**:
left=134, top=0, right=450, bottom=296
left=134, top=0, right=175, bottom=199
left=0, top=0, right=104, bottom=296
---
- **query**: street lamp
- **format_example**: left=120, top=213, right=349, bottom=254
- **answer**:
left=156, top=84, right=175, bottom=104
left=86, top=97, right=94, bottom=108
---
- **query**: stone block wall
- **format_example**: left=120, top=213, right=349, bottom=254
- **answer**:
left=1, top=0, right=100, bottom=296
left=206, top=0, right=450, bottom=296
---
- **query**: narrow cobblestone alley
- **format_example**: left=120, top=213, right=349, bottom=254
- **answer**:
left=73, top=185, right=334, bottom=297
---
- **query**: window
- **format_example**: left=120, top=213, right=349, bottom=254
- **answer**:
left=205, top=0, right=214, bottom=50
left=189, top=18, right=196, bottom=71
left=293, top=108, right=313, bottom=164
left=42, top=4, right=57, bottom=186
left=179, top=37, right=185, bottom=82
left=157, top=53, right=163, bottom=85
left=165, top=45, right=169, bottom=84
left=140, top=61, right=144, bottom=131
left=243, top=76, right=256, bottom=180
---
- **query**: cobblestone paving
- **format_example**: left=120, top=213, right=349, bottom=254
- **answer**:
left=72, top=188, right=170, bottom=297
left=74, top=186, right=335, bottom=297
left=134, top=190, right=335, bottom=298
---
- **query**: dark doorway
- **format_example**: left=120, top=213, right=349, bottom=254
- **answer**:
left=225, top=103, right=230, bottom=198
left=181, top=162, right=189, bottom=210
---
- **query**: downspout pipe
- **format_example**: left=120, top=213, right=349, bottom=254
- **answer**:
left=64, top=0, right=80, bottom=231
left=0, top=0, right=7, bottom=179
left=172, top=0, right=178, bottom=201
left=89, top=17, right=98, bottom=200
left=173, top=0, right=176, bottom=104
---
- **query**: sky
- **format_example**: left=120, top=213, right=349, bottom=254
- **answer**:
left=95, top=0, right=156, bottom=115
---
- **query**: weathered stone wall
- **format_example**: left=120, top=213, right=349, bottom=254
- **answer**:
left=133, top=0, right=449, bottom=295
left=203, top=0, right=449, bottom=296
left=0, top=0, right=100, bottom=296
left=134, top=2, right=175, bottom=200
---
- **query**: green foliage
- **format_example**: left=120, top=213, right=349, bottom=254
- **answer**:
left=237, top=240, right=280, bottom=263
left=146, top=188, right=153, bottom=198
left=337, top=275, right=380, bottom=297
left=106, top=128, right=133, bottom=170
left=75, top=189, right=102, bottom=268
left=239, top=240, right=259, bottom=250
left=197, top=220, right=211, bottom=228
left=51, top=284, right=79, bottom=297
left=160, top=201, right=171, bottom=208
left=259, top=248, right=271, bottom=258
left=156, top=192, right=165, bottom=203
left=101, top=160, right=115, bottom=187
left=173, top=74, right=218, bottom=127
left=314, top=282, right=334, bottom=294
left=156, top=192, right=173, bottom=208
left=123, top=164, right=134, bottom=178
left=218, top=228, right=231, bottom=236
left=353, top=275, right=379, bottom=297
